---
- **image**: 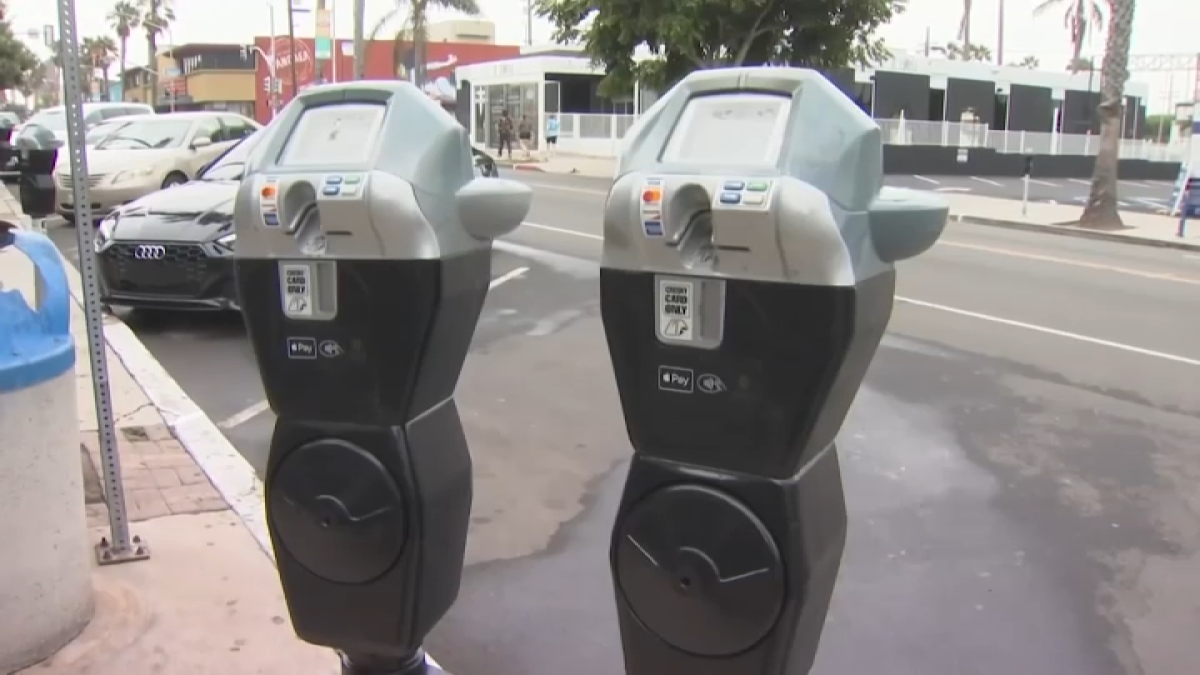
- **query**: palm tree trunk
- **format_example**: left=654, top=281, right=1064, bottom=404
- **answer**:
left=119, top=38, right=127, bottom=102
left=1069, top=0, right=1085, bottom=71
left=102, top=66, right=112, bottom=100
left=1079, top=0, right=1136, bottom=230
left=353, top=0, right=366, bottom=79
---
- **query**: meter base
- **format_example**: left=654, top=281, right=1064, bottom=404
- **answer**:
left=341, top=650, right=446, bottom=675
left=266, top=407, right=472, bottom=658
left=611, top=450, right=846, bottom=675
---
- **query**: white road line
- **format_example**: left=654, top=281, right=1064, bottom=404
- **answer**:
left=518, top=181, right=607, bottom=196
left=896, top=296, right=1200, bottom=366
left=1069, top=178, right=1091, bottom=186
left=971, top=176, right=1003, bottom=187
left=938, top=241, right=1200, bottom=285
left=490, top=265, right=529, bottom=288
left=1029, top=179, right=1059, bottom=187
left=1134, top=197, right=1166, bottom=209
left=511, top=224, right=1199, bottom=365
left=1045, top=199, right=1058, bottom=205
left=217, top=400, right=272, bottom=430
left=934, top=186, right=971, bottom=193
left=521, top=221, right=603, bottom=240
left=913, top=175, right=940, bottom=185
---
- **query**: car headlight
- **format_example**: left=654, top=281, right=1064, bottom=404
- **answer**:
left=216, top=232, right=236, bottom=249
left=110, top=167, right=157, bottom=184
left=94, top=215, right=117, bottom=252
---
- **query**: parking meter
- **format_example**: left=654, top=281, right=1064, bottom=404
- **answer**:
left=232, top=81, right=531, bottom=675
left=600, top=68, right=948, bottom=675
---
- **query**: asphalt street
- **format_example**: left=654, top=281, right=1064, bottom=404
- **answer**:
left=40, top=172, right=1200, bottom=675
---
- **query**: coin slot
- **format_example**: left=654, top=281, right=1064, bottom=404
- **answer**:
left=281, top=180, right=318, bottom=235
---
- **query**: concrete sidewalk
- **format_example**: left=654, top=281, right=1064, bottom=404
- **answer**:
left=0, top=198, right=338, bottom=672
left=496, top=151, right=1200, bottom=251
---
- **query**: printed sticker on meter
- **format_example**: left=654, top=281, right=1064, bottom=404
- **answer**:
left=657, top=278, right=695, bottom=342
left=640, top=179, right=664, bottom=238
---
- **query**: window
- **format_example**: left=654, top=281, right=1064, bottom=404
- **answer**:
left=217, top=115, right=255, bottom=142
left=97, top=119, right=194, bottom=149
left=200, top=131, right=262, bottom=182
left=100, top=108, right=128, bottom=120
left=191, top=116, right=221, bottom=143
left=24, top=109, right=66, bottom=132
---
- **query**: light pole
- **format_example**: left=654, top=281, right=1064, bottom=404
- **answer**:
left=250, top=0, right=279, bottom=114
left=142, top=17, right=176, bottom=111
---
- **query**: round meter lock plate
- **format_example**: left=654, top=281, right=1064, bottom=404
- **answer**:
left=614, top=484, right=784, bottom=657
left=269, top=439, right=407, bottom=584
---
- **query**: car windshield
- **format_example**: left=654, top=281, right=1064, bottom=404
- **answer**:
left=24, top=109, right=67, bottom=132
left=97, top=119, right=193, bottom=150
left=199, top=131, right=262, bottom=182
left=86, top=122, right=125, bottom=144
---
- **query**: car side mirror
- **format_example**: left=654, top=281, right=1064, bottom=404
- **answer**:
left=191, top=136, right=213, bottom=149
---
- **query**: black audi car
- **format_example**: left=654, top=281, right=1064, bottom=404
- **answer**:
left=95, top=135, right=500, bottom=311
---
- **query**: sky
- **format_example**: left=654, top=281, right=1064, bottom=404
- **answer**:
left=7, top=0, right=1199, bottom=112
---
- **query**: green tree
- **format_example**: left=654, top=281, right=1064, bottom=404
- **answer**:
left=537, top=0, right=903, bottom=96
left=1067, top=55, right=1095, bottom=71
left=109, top=1, right=141, bottom=102
left=1034, top=0, right=1105, bottom=73
left=1015, top=54, right=1040, bottom=68
left=368, top=0, right=481, bottom=86
left=932, top=41, right=992, bottom=62
left=1143, top=113, right=1173, bottom=143
left=1078, top=0, right=1135, bottom=230
left=0, top=12, right=38, bottom=92
left=138, top=0, right=176, bottom=101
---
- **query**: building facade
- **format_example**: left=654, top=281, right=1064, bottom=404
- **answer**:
left=160, top=43, right=256, bottom=116
left=251, top=35, right=520, bottom=123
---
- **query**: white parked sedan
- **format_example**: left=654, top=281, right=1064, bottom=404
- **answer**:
left=54, top=111, right=262, bottom=223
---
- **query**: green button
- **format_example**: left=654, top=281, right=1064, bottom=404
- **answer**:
left=746, top=181, right=769, bottom=192
left=344, top=175, right=362, bottom=184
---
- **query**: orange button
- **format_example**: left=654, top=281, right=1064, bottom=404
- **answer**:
left=642, top=188, right=661, bottom=203
left=261, top=185, right=277, bottom=198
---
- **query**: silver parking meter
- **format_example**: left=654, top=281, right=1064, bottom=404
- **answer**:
left=600, top=68, right=948, bottom=675
left=232, top=81, right=531, bottom=675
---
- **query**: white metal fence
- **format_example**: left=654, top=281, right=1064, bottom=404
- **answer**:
left=875, top=119, right=1186, bottom=162
left=551, top=113, right=1187, bottom=163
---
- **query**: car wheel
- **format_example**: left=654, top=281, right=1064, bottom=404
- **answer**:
left=162, top=172, right=188, bottom=189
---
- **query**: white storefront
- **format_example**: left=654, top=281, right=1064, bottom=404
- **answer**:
left=456, top=49, right=644, bottom=158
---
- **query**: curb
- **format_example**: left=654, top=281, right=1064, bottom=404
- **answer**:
left=953, top=214, right=1200, bottom=252
left=512, top=164, right=545, bottom=172
left=54, top=247, right=276, bottom=561
left=40, top=218, right=445, bottom=671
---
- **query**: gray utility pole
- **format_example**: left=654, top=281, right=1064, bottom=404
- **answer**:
left=55, top=0, right=148, bottom=565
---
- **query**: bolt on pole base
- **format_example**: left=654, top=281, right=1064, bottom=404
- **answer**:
left=95, top=534, right=151, bottom=566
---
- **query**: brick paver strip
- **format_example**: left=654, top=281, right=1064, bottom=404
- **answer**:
left=82, top=423, right=229, bottom=527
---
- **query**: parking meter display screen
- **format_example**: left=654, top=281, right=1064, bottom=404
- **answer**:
left=277, top=103, right=386, bottom=167
left=661, top=94, right=791, bottom=167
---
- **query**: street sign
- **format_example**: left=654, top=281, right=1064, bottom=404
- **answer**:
left=42, top=24, right=54, bottom=48
left=315, top=38, right=331, bottom=60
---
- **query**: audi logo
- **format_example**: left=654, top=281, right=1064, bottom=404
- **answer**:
left=134, top=245, right=166, bottom=260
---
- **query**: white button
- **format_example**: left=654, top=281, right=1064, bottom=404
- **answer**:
left=341, top=186, right=359, bottom=197
left=742, top=193, right=765, bottom=205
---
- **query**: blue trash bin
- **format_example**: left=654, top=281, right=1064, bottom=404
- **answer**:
left=0, top=226, right=94, bottom=672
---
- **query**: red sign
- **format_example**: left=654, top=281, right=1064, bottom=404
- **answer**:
left=272, top=36, right=315, bottom=91
left=253, top=37, right=519, bottom=123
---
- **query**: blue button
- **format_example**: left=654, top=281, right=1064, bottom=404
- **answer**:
left=324, top=175, right=343, bottom=184
left=263, top=213, right=279, bottom=226
left=720, top=192, right=741, bottom=205
left=322, top=186, right=340, bottom=196
left=723, top=180, right=745, bottom=191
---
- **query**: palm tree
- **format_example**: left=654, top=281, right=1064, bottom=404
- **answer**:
left=932, top=42, right=993, bottom=62
left=1078, top=0, right=1136, bottom=230
left=88, top=36, right=118, bottom=100
left=959, top=0, right=973, bottom=50
left=137, top=0, right=175, bottom=101
left=109, top=1, right=140, bottom=102
left=369, top=0, right=480, bottom=87
left=1034, top=0, right=1105, bottom=73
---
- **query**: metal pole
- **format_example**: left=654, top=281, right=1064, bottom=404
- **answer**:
left=331, top=0, right=338, bottom=82
left=269, top=4, right=278, bottom=114
left=287, top=0, right=298, bottom=98
left=1022, top=173, right=1030, bottom=216
left=55, top=0, right=147, bottom=564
